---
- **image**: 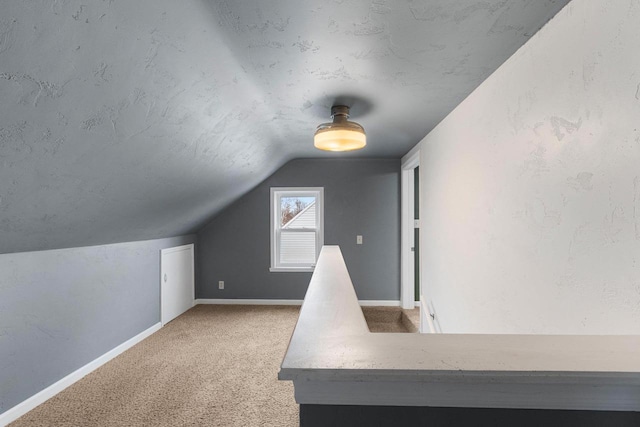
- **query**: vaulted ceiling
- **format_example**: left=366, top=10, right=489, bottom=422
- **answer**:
left=0, top=0, right=570, bottom=254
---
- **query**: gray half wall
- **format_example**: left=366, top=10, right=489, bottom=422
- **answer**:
left=299, top=404, right=640, bottom=427
left=0, top=234, right=195, bottom=413
left=196, top=158, right=400, bottom=301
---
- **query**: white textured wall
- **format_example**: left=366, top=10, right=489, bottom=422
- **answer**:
left=420, top=0, right=640, bottom=334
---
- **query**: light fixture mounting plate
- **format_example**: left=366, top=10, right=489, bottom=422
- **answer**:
left=330, top=105, right=350, bottom=118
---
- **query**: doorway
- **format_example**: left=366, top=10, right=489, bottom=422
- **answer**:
left=413, top=166, right=420, bottom=303
left=161, top=244, right=195, bottom=325
left=401, top=150, right=420, bottom=310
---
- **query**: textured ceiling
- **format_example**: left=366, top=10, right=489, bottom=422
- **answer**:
left=0, top=0, right=570, bottom=254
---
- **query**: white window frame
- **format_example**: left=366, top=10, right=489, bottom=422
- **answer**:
left=270, top=187, right=324, bottom=272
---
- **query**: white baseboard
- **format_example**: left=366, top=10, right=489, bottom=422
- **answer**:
left=358, top=300, right=401, bottom=307
left=0, top=323, right=161, bottom=427
left=195, top=299, right=401, bottom=307
left=195, top=298, right=304, bottom=305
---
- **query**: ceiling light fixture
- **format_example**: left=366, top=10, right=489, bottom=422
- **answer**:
left=314, top=105, right=366, bottom=152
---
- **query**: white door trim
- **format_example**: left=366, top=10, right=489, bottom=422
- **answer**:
left=160, top=243, right=195, bottom=326
left=401, top=150, right=420, bottom=310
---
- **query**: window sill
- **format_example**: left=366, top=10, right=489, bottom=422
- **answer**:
left=269, top=267, right=315, bottom=273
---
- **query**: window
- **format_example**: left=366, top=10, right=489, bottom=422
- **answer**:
left=270, top=187, right=324, bottom=272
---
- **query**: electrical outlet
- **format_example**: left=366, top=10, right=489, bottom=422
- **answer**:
left=356, top=235, right=363, bottom=245
left=218, top=281, right=224, bottom=290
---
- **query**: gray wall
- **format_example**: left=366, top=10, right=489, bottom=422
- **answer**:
left=0, top=235, right=195, bottom=413
left=197, top=159, right=400, bottom=301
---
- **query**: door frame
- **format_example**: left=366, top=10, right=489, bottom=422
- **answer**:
left=160, top=243, right=195, bottom=326
left=401, top=149, right=420, bottom=310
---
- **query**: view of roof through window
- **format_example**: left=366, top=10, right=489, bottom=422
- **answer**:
left=280, top=197, right=315, bottom=227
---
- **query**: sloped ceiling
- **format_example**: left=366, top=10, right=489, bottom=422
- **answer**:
left=0, top=0, right=570, bottom=254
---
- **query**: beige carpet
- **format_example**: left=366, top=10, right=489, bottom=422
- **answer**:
left=361, top=306, right=420, bottom=333
left=10, top=305, right=301, bottom=427
left=11, top=305, right=420, bottom=426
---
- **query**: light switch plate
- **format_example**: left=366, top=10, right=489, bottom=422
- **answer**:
left=356, top=235, right=363, bottom=245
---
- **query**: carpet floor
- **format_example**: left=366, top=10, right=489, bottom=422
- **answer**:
left=10, top=305, right=419, bottom=426
left=361, top=307, right=420, bottom=333
left=10, top=305, right=301, bottom=427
